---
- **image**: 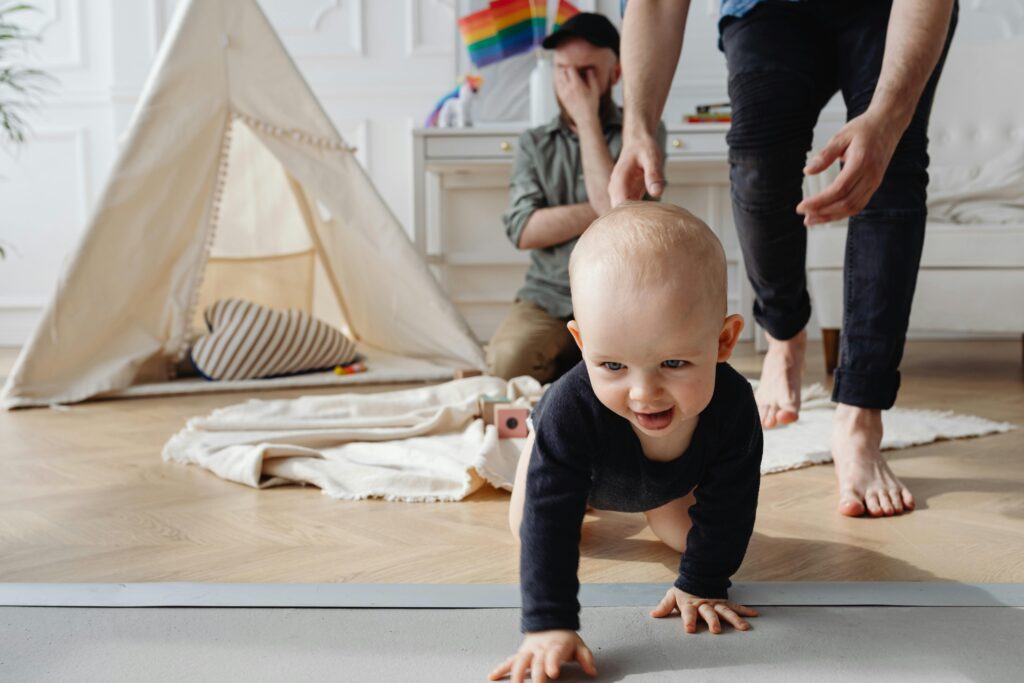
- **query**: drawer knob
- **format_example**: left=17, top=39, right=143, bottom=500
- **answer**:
left=500, top=141, right=511, bottom=152
left=671, top=138, right=684, bottom=149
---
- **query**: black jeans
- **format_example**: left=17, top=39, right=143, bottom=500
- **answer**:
left=722, top=0, right=958, bottom=410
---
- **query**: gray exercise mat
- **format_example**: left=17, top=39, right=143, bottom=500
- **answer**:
left=1, top=581, right=1022, bottom=607
left=2, top=605, right=1022, bottom=682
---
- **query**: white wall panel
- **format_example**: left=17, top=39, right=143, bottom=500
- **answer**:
left=0, top=126, right=91, bottom=344
left=20, top=0, right=85, bottom=70
left=406, top=0, right=455, bottom=56
left=260, top=0, right=364, bottom=57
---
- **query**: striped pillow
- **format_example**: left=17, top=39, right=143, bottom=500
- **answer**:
left=190, top=299, right=357, bottom=381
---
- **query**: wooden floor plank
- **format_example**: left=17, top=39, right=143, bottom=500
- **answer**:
left=1, top=340, right=1021, bottom=584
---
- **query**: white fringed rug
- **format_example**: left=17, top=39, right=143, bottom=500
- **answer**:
left=757, top=382, right=1017, bottom=474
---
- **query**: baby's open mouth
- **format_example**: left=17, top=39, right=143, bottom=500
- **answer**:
left=634, top=407, right=674, bottom=431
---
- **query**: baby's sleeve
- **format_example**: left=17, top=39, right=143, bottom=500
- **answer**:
left=518, top=384, right=593, bottom=632
left=675, top=384, right=763, bottom=599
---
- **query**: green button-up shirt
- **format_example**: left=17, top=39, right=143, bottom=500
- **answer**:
left=502, top=108, right=667, bottom=319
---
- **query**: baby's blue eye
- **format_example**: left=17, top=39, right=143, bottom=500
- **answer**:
left=662, top=360, right=688, bottom=369
left=602, top=361, right=625, bottom=371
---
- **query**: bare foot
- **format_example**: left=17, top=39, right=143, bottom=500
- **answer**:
left=755, top=329, right=806, bottom=429
left=831, top=404, right=914, bottom=517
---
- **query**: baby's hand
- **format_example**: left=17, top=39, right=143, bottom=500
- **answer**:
left=489, top=629, right=598, bottom=683
left=650, top=587, right=759, bottom=634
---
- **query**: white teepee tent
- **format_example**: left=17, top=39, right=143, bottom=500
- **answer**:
left=2, top=0, right=486, bottom=409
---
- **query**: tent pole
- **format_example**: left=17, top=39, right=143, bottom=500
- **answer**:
left=285, top=174, right=361, bottom=343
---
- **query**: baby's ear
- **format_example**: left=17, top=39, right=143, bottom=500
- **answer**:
left=717, top=314, right=744, bottom=362
left=567, top=320, right=584, bottom=351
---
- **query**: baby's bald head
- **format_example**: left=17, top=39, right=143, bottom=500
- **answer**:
left=569, top=201, right=727, bottom=322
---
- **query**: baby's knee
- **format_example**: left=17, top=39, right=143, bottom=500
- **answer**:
left=507, top=509, right=522, bottom=542
left=508, top=490, right=526, bottom=543
left=650, top=525, right=687, bottom=554
left=643, top=495, right=695, bottom=554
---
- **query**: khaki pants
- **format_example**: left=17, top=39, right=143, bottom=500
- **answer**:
left=486, top=300, right=581, bottom=383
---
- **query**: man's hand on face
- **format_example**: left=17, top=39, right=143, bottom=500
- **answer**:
left=555, top=66, right=602, bottom=128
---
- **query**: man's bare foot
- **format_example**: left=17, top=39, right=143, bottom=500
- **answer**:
left=831, top=403, right=914, bottom=517
left=755, top=329, right=806, bottom=429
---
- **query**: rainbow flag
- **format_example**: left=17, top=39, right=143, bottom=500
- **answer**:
left=490, top=0, right=546, bottom=59
left=459, top=7, right=503, bottom=67
left=551, top=0, right=580, bottom=31
left=459, top=0, right=547, bottom=67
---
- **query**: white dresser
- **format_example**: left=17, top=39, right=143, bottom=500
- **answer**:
left=412, top=123, right=756, bottom=343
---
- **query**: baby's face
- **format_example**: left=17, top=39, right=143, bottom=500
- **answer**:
left=570, top=274, right=726, bottom=442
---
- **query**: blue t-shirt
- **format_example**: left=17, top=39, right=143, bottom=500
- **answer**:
left=621, top=0, right=801, bottom=21
left=722, top=0, right=766, bottom=19
left=718, top=0, right=802, bottom=49
left=722, top=0, right=801, bottom=19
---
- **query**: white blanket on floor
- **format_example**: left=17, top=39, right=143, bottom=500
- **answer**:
left=163, top=375, right=541, bottom=501
left=163, top=376, right=1016, bottom=501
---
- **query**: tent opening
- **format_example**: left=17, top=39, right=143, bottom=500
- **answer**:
left=188, top=116, right=349, bottom=345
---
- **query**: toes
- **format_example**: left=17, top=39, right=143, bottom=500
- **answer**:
left=887, top=488, right=904, bottom=515
left=901, top=487, right=916, bottom=511
left=776, top=409, right=799, bottom=426
left=761, top=405, right=778, bottom=429
left=865, top=491, right=884, bottom=517
left=877, top=492, right=895, bottom=516
left=838, top=494, right=866, bottom=517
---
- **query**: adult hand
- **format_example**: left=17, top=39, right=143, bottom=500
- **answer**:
left=650, top=586, right=759, bottom=634
left=609, top=132, right=665, bottom=206
left=796, top=110, right=904, bottom=226
left=489, top=630, right=598, bottom=682
left=555, top=66, right=601, bottom=129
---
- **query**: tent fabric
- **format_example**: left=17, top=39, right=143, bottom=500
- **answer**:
left=2, top=0, right=485, bottom=409
left=99, top=345, right=461, bottom=401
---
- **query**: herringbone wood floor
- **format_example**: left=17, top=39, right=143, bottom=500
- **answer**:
left=1, top=340, right=1021, bottom=584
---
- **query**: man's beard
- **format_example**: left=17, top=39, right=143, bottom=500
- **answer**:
left=557, top=83, right=617, bottom=130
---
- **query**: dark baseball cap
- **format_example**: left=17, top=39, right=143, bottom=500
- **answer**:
left=541, top=13, right=620, bottom=56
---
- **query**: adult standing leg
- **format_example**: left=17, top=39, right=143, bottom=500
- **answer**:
left=827, top=0, right=958, bottom=517
left=722, top=4, right=837, bottom=429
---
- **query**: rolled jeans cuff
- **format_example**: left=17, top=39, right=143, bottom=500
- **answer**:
left=755, top=295, right=811, bottom=343
left=831, top=367, right=900, bottom=410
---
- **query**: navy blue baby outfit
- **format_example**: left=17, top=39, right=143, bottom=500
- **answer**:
left=519, top=361, right=763, bottom=632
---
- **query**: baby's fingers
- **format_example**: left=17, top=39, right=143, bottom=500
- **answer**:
left=729, top=602, right=760, bottom=618
left=649, top=590, right=678, bottom=618
left=510, top=652, right=532, bottom=683
left=699, top=603, right=722, bottom=634
left=681, top=603, right=699, bottom=633
left=489, top=656, right=513, bottom=681
left=532, top=654, right=548, bottom=683
left=544, top=647, right=565, bottom=680
left=575, top=643, right=598, bottom=677
left=714, top=604, right=751, bottom=631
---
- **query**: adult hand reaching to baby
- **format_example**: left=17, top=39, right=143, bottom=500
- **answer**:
left=796, top=109, right=903, bottom=226
left=650, top=586, right=759, bottom=634
left=608, top=132, right=665, bottom=206
left=489, top=629, right=598, bottom=682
